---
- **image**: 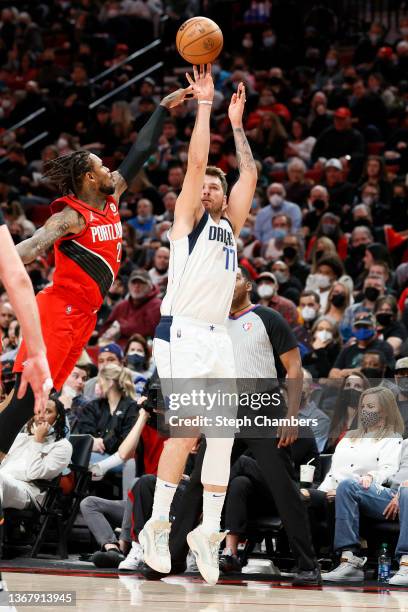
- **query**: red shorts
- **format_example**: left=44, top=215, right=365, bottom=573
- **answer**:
left=14, top=286, right=97, bottom=391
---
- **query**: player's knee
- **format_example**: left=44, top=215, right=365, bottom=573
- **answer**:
left=164, top=437, right=196, bottom=454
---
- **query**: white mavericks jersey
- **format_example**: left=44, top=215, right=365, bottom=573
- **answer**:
left=161, top=211, right=237, bottom=325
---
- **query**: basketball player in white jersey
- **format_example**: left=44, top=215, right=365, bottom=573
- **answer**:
left=139, top=65, right=257, bottom=585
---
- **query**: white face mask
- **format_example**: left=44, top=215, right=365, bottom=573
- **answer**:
left=314, top=273, right=332, bottom=289
left=362, top=195, right=374, bottom=206
left=57, top=137, right=68, bottom=149
left=316, top=329, right=333, bottom=342
left=257, top=284, right=275, bottom=298
left=301, top=306, right=317, bottom=321
left=269, top=194, right=283, bottom=208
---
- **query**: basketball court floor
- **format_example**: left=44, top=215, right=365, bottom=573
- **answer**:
left=2, top=569, right=408, bottom=611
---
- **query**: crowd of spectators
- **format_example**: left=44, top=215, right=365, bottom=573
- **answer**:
left=1, top=0, right=408, bottom=581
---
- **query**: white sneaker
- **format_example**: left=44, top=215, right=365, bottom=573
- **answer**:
left=186, top=526, right=226, bottom=586
left=389, top=555, right=408, bottom=585
left=322, top=551, right=366, bottom=582
left=139, top=519, right=171, bottom=574
left=118, top=541, right=144, bottom=571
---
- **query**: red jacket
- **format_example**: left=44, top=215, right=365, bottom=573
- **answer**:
left=100, top=286, right=161, bottom=347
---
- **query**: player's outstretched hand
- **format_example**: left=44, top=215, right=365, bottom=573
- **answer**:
left=228, top=82, right=246, bottom=128
left=18, top=350, right=53, bottom=417
left=185, top=64, right=214, bottom=102
left=161, top=85, right=194, bottom=109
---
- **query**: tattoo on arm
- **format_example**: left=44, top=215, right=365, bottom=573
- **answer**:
left=17, top=208, right=83, bottom=263
left=233, top=127, right=256, bottom=174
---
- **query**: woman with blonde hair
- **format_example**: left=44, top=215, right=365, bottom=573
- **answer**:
left=309, top=236, right=337, bottom=272
left=324, top=281, right=351, bottom=324
left=78, top=364, right=138, bottom=468
left=322, top=386, right=405, bottom=582
left=111, top=101, right=133, bottom=142
left=302, top=386, right=404, bottom=561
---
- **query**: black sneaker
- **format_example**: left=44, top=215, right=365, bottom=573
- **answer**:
left=292, top=567, right=322, bottom=586
left=140, top=561, right=187, bottom=580
left=219, top=552, right=242, bottom=574
left=92, top=549, right=125, bottom=568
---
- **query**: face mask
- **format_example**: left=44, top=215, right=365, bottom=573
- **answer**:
left=263, top=36, right=276, bottom=47
left=361, top=367, right=383, bottom=379
left=108, top=291, right=121, bottom=302
left=312, top=198, right=326, bottom=211
left=57, top=137, right=68, bottom=149
left=271, top=228, right=287, bottom=240
left=137, top=214, right=151, bottom=223
left=350, top=244, right=366, bottom=257
left=325, top=58, right=337, bottom=69
left=341, top=388, right=361, bottom=408
left=315, top=249, right=324, bottom=261
left=315, top=273, right=331, bottom=289
left=362, top=195, right=374, bottom=206
left=322, top=223, right=336, bottom=236
left=269, top=194, right=283, bottom=208
left=369, top=34, right=380, bottom=44
left=240, top=227, right=251, bottom=240
left=360, top=408, right=381, bottom=428
left=353, top=327, right=375, bottom=341
left=2, top=99, right=11, bottom=109
left=257, top=284, right=275, bottom=299
left=301, top=306, right=317, bottom=321
left=364, top=287, right=380, bottom=302
left=397, top=377, right=408, bottom=395
left=331, top=293, right=346, bottom=308
left=376, top=312, right=393, bottom=327
left=251, top=199, right=259, bottom=210
left=274, top=271, right=288, bottom=284
left=179, top=151, right=188, bottom=162
left=283, top=246, right=297, bottom=259
left=242, top=39, right=253, bottom=48
left=316, top=329, right=333, bottom=342
left=127, top=353, right=145, bottom=370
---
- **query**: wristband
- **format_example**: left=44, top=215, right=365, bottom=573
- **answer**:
left=198, top=100, right=213, bottom=105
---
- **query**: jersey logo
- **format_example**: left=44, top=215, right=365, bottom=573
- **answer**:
left=66, top=305, right=72, bottom=315
left=243, top=322, right=253, bottom=331
left=89, top=212, right=95, bottom=222
left=110, top=203, right=117, bottom=213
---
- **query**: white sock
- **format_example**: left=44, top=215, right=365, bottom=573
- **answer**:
left=201, top=490, right=226, bottom=534
left=150, top=477, right=178, bottom=522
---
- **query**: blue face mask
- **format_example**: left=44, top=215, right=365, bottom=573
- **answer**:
left=353, top=327, right=375, bottom=341
left=127, top=353, right=145, bottom=370
left=271, top=228, right=287, bottom=240
left=240, top=227, right=251, bottom=240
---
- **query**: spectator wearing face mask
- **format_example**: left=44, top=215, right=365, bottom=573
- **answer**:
left=324, top=281, right=352, bottom=325
left=302, top=185, right=330, bottom=237
left=394, top=358, right=408, bottom=435
left=324, top=373, right=369, bottom=453
left=357, top=183, right=390, bottom=228
left=281, top=234, right=310, bottom=285
left=124, top=333, right=152, bottom=396
left=254, top=183, right=301, bottom=243
left=255, top=272, right=299, bottom=325
left=283, top=156, right=313, bottom=204
left=271, top=259, right=302, bottom=304
left=303, top=316, right=342, bottom=379
left=148, top=246, right=169, bottom=297
left=360, top=350, right=388, bottom=383
left=344, top=226, right=374, bottom=281
left=353, top=22, right=386, bottom=66
left=330, top=312, right=394, bottom=378
left=306, top=213, right=348, bottom=261
left=342, top=274, right=386, bottom=333
left=58, top=364, right=89, bottom=432
left=263, top=214, right=292, bottom=261
left=298, top=369, right=331, bottom=453
left=299, top=290, right=321, bottom=330
left=322, top=158, right=356, bottom=214
left=375, top=296, right=407, bottom=357
left=305, top=255, right=344, bottom=312
left=128, top=199, right=156, bottom=242
left=83, top=343, right=124, bottom=401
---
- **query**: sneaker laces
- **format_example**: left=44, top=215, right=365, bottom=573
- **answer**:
left=154, top=526, right=170, bottom=557
left=208, top=532, right=226, bottom=568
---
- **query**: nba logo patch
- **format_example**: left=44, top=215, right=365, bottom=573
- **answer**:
left=243, top=322, right=252, bottom=331
left=110, top=203, right=117, bottom=213
left=66, top=305, right=72, bottom=315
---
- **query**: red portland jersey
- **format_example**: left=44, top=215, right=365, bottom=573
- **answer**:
left=51, top=194, right=122, bottom=313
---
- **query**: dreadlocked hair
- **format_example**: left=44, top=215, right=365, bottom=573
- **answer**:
left=43, top=150, right=93, bottom=195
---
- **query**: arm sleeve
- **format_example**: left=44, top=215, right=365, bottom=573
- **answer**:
left=25, top=439, right=72, bottom=480
left=118, top=105, right=169, bottom=185
left=367, top=437, right=403, bottom=485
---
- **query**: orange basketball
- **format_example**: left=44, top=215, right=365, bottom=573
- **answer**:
left=176, top=17, right=223, bottom=65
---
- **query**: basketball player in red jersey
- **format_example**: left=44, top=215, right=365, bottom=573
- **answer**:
left=0, top=86, right=192, bottom=455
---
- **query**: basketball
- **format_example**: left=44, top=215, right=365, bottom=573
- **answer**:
left=176, top=17, right=223, bottom=65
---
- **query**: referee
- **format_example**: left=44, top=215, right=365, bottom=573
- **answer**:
left=144, top=267, right=321, bottom=586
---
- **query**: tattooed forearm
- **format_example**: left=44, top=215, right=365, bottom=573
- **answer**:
left=233, top=127, right=257, bottom=174
left=16, top=208, right=83, bottom=263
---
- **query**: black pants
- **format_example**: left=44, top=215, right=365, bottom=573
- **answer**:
left=0, top=376, right=34, bottom=454
left=304, top=488, right=336, bottom=554
left=169, top=437, right=317, bottom=571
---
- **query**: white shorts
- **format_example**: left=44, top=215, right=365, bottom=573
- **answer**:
left=153, top=315, right=236, bottom=379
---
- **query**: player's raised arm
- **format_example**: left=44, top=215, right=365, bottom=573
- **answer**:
left=112, top=86, right=193, bottom=200
left=226, top=83, right=258, bottom=236
left=16, top=206, right=85, bottom=264
left=171, top=64, right=213, bottom=240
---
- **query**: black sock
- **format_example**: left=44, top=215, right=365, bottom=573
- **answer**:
left=0, top=374, right=34, bottom=454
